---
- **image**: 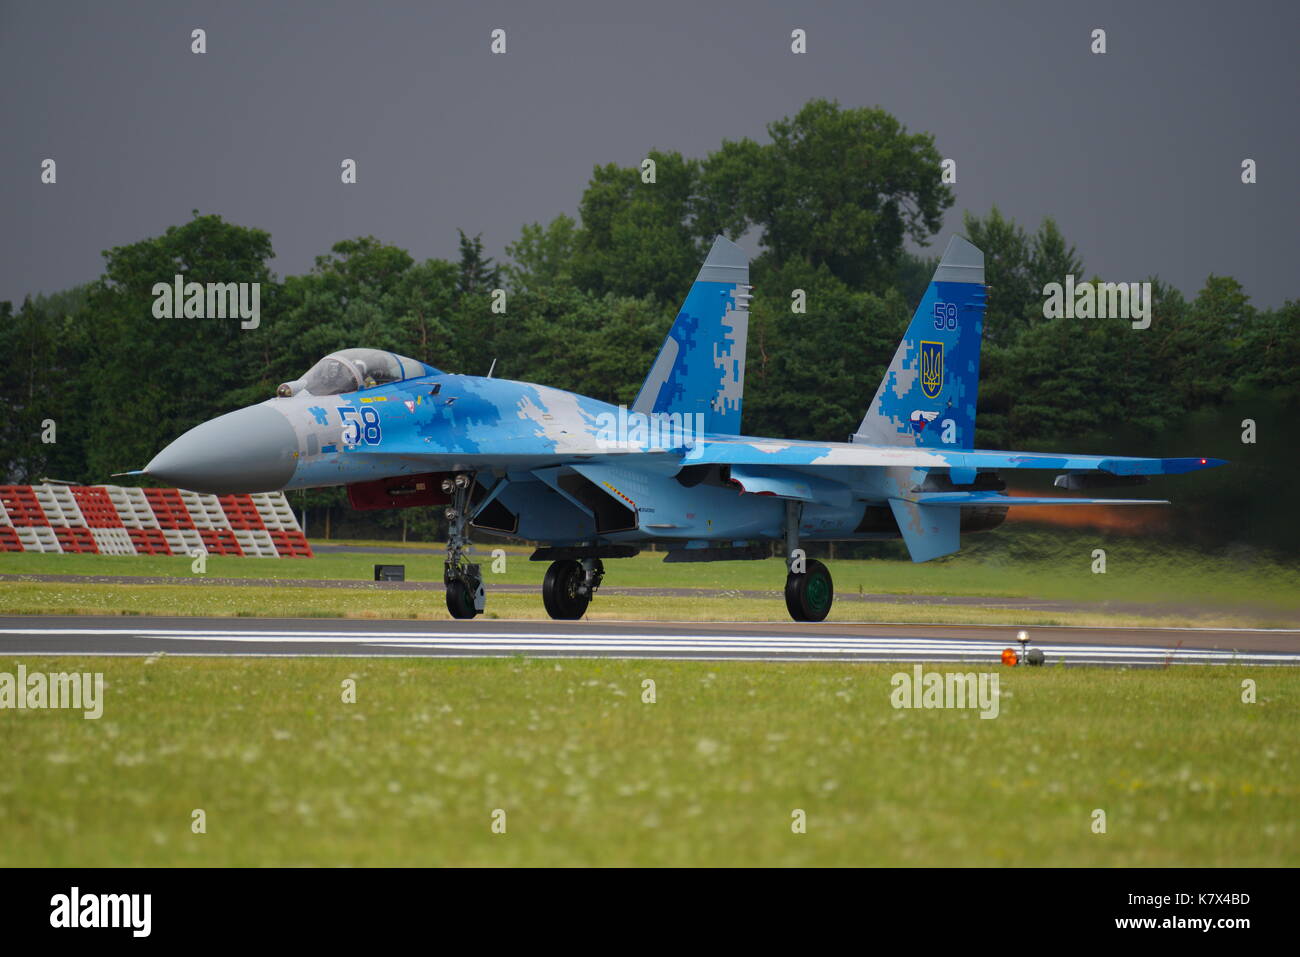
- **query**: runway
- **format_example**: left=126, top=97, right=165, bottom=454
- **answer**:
left=2, top=616, right=1299, bottom=666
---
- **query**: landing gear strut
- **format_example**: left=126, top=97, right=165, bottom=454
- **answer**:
left=542, top=557, right=603, bottom=620
left=442, top=473, right=484, bottom=619
left=782, top=501, right=834, bottom=622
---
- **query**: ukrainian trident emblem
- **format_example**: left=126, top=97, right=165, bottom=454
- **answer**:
left=919, top=341, right=944, bottom=399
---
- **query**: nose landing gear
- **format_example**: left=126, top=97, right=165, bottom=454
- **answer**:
left=442, top=473, right=485, bottom=619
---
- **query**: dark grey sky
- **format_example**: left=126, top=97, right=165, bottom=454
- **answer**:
left=2, top=0, right=1296, bottom=307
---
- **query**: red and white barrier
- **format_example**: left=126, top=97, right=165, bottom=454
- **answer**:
left=0, top=485, right=313, bottom=558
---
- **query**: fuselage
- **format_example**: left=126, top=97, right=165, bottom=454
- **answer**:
left=144, top=371, right=957, bottom=549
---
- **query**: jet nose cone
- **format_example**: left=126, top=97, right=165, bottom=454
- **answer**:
left=145, top=404, right=299, bottom=494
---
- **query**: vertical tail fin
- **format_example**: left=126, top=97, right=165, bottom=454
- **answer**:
left=632, top=236, right=750, bottom=435
left=852, top=235, right=986, bottom=449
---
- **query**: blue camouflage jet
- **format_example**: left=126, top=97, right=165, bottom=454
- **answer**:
left=142, top=235, right=1226, bottom=621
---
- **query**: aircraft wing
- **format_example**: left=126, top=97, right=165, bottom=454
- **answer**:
left=346, top=437, right=1223, bottom=488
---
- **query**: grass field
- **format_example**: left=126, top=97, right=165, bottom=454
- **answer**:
left=0, top=581, right=1290, bottom=629
left=2, top=656, right=1295, bottom=866
left=5, top=535, right=1300, bottom=605
left=3, top=531, right=1298, bottom=626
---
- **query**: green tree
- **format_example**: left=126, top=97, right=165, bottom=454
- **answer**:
left=503, top=214, right=578, bottom=293
left=571, top=150, right=706, bottom=302
left=744, top=259, right=910, bottom=442
left=501, top=286, right=670, bottom=403
left=0, top=293, right=94, bottom=482
left=961, top=209, right=1084, bottom=348
left=1235, top=299, right=1300, bottom=404
left=388, top=259, right=459, bottom=369
left=258, top=236, right=417, bottom=399
left=82, top=212, right=276, bottom=478
left=706, top=99, right=952, bottom=291
left=1027, top=217, right=1084, bottom=297
left=456, top=230, right=501, bottom=298
left=1152, top=275, right=1247, bottom=412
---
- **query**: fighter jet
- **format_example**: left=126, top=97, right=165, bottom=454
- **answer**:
left=142, top=235, right=1225, bottom=621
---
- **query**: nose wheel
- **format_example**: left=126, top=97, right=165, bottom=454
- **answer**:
left=445, top=578, right=483, bottom=619
left=442, top=473, right=484, bottom=619
left=542, top=558, right=603, bottom=620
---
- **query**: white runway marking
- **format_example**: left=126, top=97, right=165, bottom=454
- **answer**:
left=2, top=626, right=1298, bottom=665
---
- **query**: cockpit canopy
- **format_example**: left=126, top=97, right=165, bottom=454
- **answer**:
left=278, top=349, right=435, bottom=398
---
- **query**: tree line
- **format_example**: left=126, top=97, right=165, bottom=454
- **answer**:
left=3, top=99, right=1295, bottom=550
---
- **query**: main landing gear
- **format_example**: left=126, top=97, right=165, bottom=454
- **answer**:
left=785, top=558, right=833, bottom=622
left=542, top=558, right=604, bottom=620
left=442, top=473, right=485, bottom=619
left=782, top=501, right=834, bottom=622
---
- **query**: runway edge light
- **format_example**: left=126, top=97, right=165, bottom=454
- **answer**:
left=1010, top=629, right=1046, bottom=667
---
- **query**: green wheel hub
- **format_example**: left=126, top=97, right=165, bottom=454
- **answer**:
left=806, top=574, right=830, bottom=611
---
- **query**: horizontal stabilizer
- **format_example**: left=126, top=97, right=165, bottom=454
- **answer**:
left=902, top=492, right=1171, bottom=507
left=683, top=437, right=1228, bottom=477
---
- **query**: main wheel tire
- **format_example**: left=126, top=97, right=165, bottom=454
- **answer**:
left=445, top=580, right=479, bottom=619
left=542, top=559, right=591, bottom=620
left=784, top=558, right=833, bottom=622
